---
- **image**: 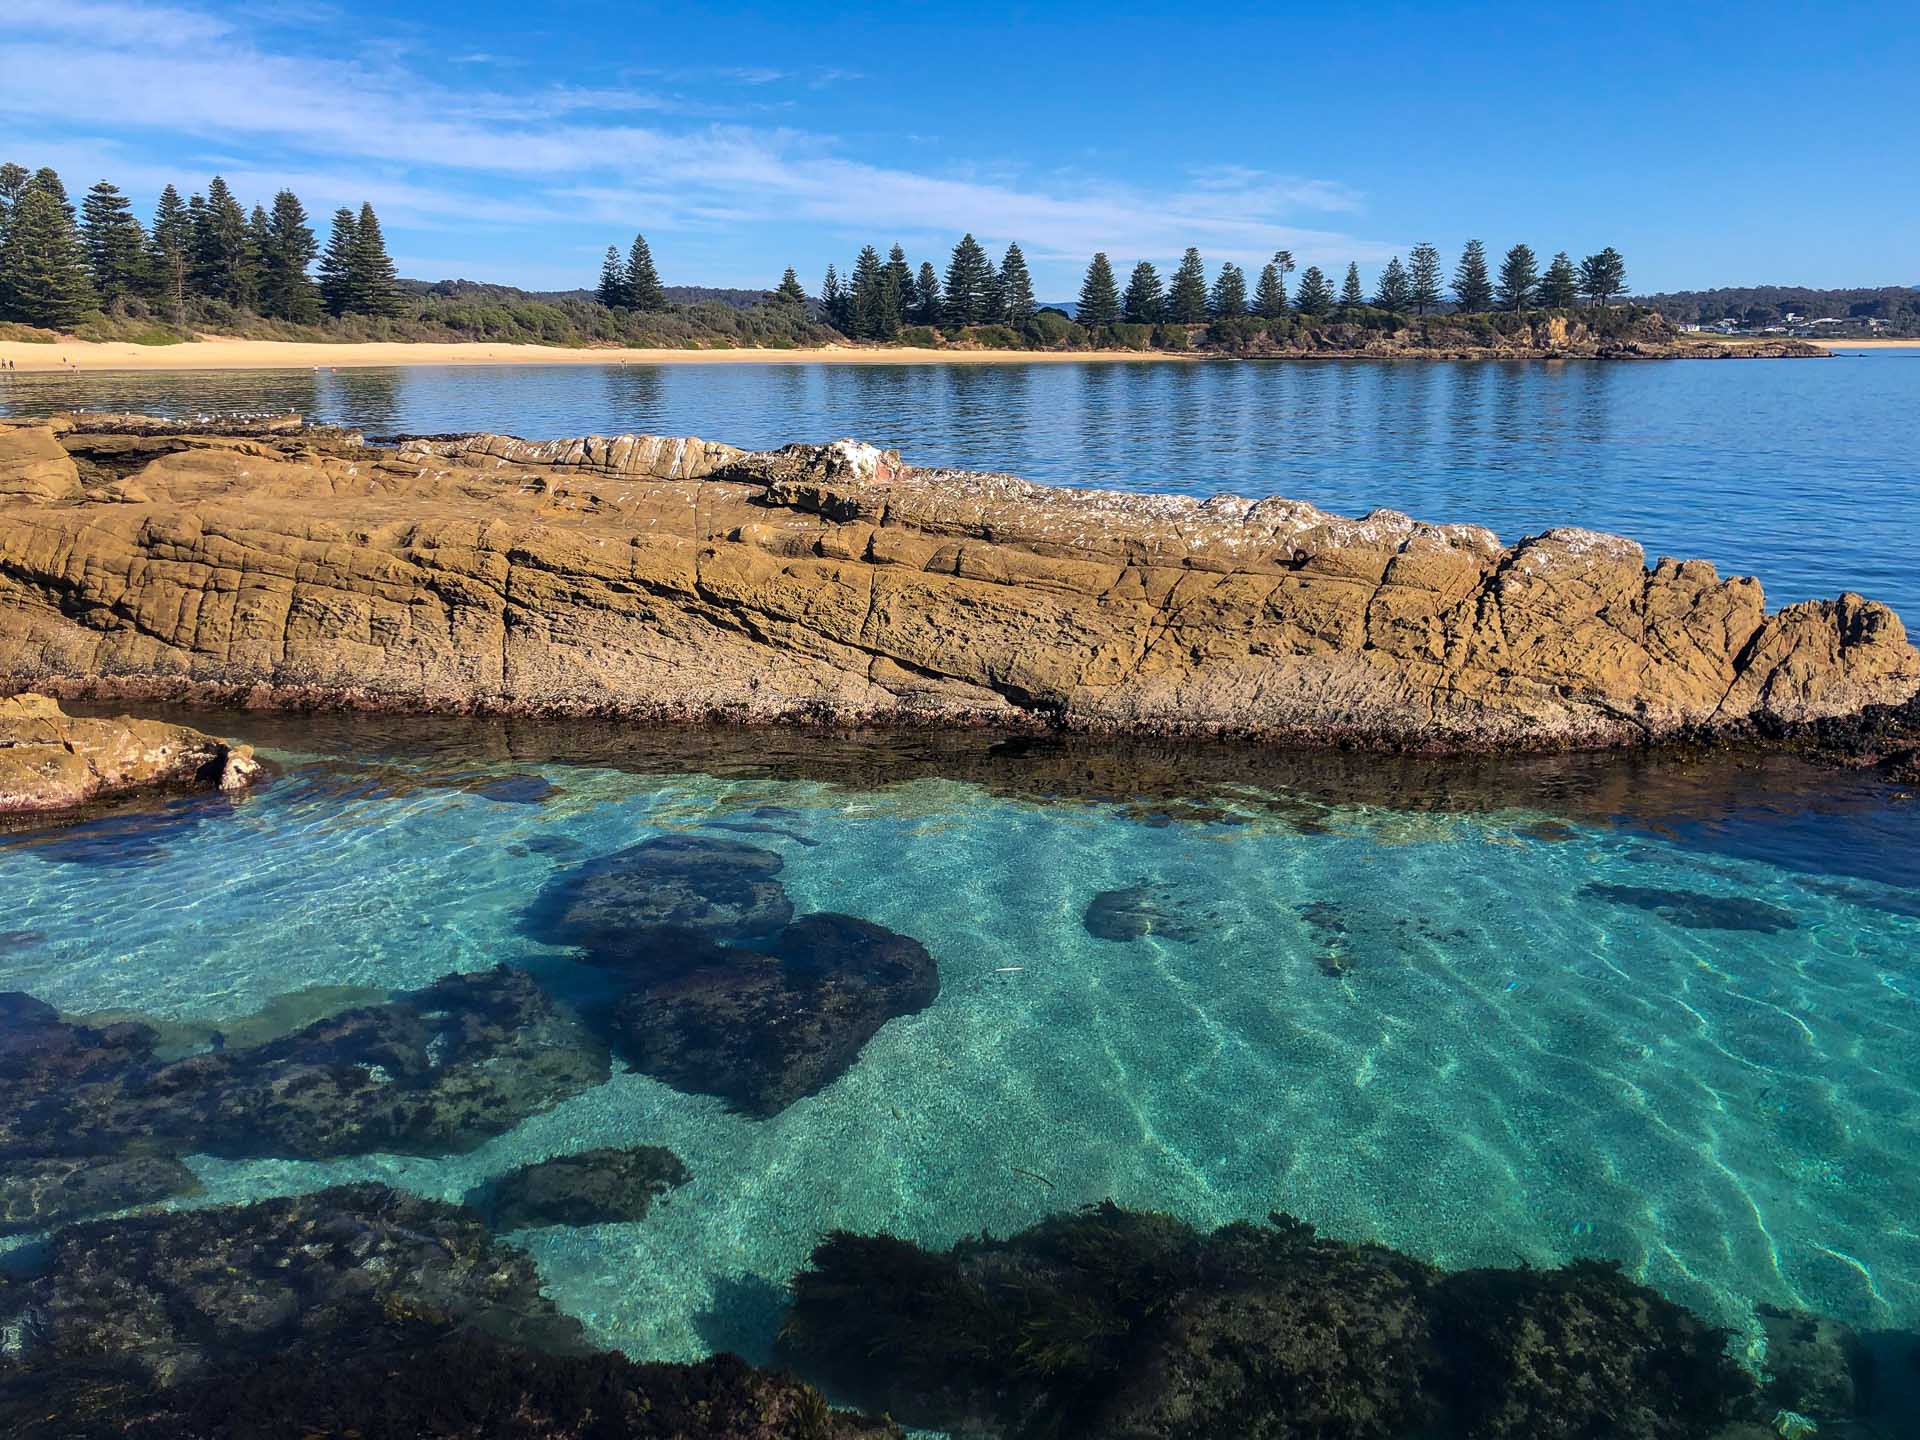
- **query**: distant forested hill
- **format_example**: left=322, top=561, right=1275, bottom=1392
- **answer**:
left=1636, top=284, right=1920, bottom=332
left=398, top=279, right=780, bottom=311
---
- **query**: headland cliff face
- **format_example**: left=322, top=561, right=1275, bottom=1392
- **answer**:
left=0, top=418, right=1914, bottom=751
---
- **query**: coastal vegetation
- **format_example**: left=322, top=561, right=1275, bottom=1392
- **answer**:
left=0, top=162, right=839, bottom=349
left=786, top=228, right=1639, bottom=353
left=0, top=156, right=1848, bottom=357
left=1636, top=283, right=1920, bottom=336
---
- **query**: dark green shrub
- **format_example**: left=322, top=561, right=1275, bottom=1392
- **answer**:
left=1028, top=310, right=1081, bottom=347
left=966, top=323, right=1023, bottom=349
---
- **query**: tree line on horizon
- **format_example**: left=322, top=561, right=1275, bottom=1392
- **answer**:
left=740, top=237, right=1628, bottom=341
left=1073, top=241, right=1626, bottom=325
left=0, top=163, right=407, bottom=332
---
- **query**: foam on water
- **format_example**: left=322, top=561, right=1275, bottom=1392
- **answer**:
left=2, top=731, right=1916, bottom=1372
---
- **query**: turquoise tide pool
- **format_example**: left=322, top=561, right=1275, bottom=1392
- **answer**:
left=2, top=718, right=1914, bottom=1377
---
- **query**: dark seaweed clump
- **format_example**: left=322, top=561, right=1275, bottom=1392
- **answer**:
left=0, top=1184, right=893, bottom=1440
left=778, top=1203, right=1764, bottom=1440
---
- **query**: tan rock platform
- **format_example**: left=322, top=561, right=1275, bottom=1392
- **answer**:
left=0, top=419, right=1913, bottom=750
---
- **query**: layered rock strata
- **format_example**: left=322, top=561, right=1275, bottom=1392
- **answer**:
left=1, top=419, right=1914, bottom=750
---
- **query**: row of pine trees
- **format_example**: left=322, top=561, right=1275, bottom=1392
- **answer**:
left=758, top=236, right=1628, bottom=338
left=1073, top=241, right=1627, bottom=327
left=0, top=163, right=406, bottom=331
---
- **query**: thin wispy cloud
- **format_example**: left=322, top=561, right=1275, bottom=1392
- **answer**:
left=12, top=0, right=235, bottom=47
left=0, top=0, right=1397, bottom=282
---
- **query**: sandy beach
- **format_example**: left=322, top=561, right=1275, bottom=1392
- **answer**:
left=0, top=336, right=1188, bottom=374
left=1808, top=337, right=1920, bottom=349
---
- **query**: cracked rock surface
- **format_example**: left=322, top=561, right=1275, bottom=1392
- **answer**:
left=2, top=419, right=1913, bottom=749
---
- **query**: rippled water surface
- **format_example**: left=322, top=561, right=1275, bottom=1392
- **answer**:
left=2, top=716, right=1915, bottom=1377
left=1, top=350, right=1915, bottom=616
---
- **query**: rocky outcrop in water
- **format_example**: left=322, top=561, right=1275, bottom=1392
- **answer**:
left=0, top=1184, right=895, bottom=1439
left=1, top=419, right=1914, bottom=751
left=0, top=692, right=260, bottom=814
left=777, top=1203, right=1899, bottom=1440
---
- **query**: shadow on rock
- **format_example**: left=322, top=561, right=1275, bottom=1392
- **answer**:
left=0, top=791, right=247, bottom=868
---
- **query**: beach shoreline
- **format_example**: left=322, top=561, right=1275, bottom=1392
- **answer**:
left=1808, top=337, right=1920, bottom=349
left=0, top=329, right=1842, bottom=374
left=0, top=337, right=1192, bottom=374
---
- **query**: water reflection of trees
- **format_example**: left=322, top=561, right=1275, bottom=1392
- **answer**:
left=318, top=369, right=403, bottom=433
left=0, top=369, right=323, bottom=424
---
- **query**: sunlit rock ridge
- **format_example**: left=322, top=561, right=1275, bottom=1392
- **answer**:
left=0, top=416, right=1914, bottom=750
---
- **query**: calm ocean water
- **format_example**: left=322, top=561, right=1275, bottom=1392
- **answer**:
left=1, top=357, right=1916, bottom=1426
left=1, top=350, right=1915, bottom=617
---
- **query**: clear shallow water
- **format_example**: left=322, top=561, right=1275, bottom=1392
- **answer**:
left=2, top=717, right=1915, bottom=1374
left=1, top=350, right=1915, bottom=617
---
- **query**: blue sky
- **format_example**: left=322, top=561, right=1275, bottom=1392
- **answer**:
left=5, top=0, right=1916, bottom=297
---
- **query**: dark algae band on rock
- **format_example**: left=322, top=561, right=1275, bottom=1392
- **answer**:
left=1, top=417, right=1915, bottom=752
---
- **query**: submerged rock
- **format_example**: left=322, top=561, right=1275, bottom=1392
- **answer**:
left=1298, top=898, right=1353, bottom=976
left=0, top=992, right=159, bottom=1156
left=463, top=772, right=561, bottom=804
left=1582, top=882, right=1799, bottom=933
left=527, top=834, right=796, bottom=950
left=1082, top=882, right=1199, bottom=942
left=1, top=1338, right=899, bottom=1440
left=0, top=1152, right=202, bottom=1236
left=470, top=1145, right=692, bottom=1230
left=0, top=1182, right=897, bottom=1440
left=603, top=913, right=940, bottom=1117
left=0, top=693, right=260, bottom=816
left=6, top=968, right=609, bottom=1166
left=1756, top=1304, right=1868, bottom=1420
left=0, top=1183, right=580, bottom=1385
left=779, top=1203, right=1765, bottom=1440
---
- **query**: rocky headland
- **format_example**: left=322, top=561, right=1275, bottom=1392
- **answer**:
left=1, top=416, right=1914, bottom=754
